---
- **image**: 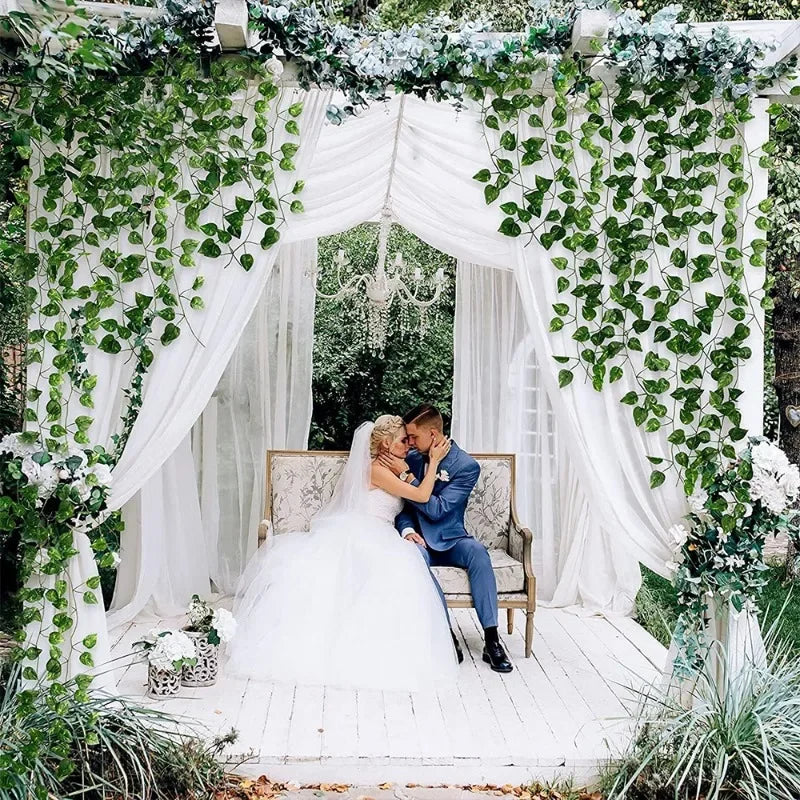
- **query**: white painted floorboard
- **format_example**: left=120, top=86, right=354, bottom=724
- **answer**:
left=107, top=607, right=665, bottom=785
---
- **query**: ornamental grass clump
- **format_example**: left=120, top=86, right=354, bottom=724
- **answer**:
left=600, top=619, right=800, bottom=800
left=0, top=666, right=233, bottom=800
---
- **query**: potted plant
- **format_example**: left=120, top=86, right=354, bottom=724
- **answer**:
left=181, top=595, right=237, bottom=686
left=135, top=629, right=197, bottom=696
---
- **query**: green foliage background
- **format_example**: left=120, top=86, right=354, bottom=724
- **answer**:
left=310, top=225, right=456, bottom=450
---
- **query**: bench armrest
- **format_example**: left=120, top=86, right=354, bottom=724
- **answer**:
left=509, top=517, right=535, bottom=581
left=258, top=519, right=273, bottom=545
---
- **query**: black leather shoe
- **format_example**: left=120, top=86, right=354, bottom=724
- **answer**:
left=482, top=639, right=513, bottom=673
left=451, top=629, right=464, bottom=664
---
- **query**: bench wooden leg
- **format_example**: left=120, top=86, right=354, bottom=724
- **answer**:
left=506, top=607, right=514, bottom=635
left=525, top=610, right=534, bottom=657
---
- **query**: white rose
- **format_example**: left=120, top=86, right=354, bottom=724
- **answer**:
left=211, top=608, right=237, bottom=643
left=91, top=463, right=113, bottom=487
left=265, top=56, right=284, bottom=78
left=21, top=456, right=41, bottom=485
left=669, top=523, right=689, bottom=551
left=687, top=488, right=708, bottom=515
left=779, top=466, right=800, bottom=500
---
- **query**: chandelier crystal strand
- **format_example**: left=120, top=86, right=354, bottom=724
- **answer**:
left=314, top=213, right=448, bottom=353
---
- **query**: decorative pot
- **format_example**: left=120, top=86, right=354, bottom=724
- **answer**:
left=181, top=629, right=219, bottom=687
left=147, top=665, right=181, bottom=697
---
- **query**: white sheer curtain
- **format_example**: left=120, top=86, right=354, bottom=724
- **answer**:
left=191, top=240, right=317, bottom=595
left=26, top=85, right=332, bottom=670
left=452, top=261, right=612, bottom=608
left=49, top=86, right=765, bottom=685
left=451, top=262, right=527, bottom=451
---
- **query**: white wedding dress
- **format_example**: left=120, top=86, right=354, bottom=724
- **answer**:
left=225, top=424, right=458, bottom=691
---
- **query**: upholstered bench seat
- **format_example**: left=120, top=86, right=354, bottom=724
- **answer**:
left=432, top=549, right=524, bottom=595
left=259, top=450, right=537, bottom=656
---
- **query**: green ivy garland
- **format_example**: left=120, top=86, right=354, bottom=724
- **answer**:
left=470, top=11, right=799, bottom=667
left=0, top=14, right=306, bottom=769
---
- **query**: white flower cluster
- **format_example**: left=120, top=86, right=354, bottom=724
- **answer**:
left=211, top=608, right=237, bottom=643
left=749, top=441, right=800, bottom=515
left=145, top=629, right=197, bottom=673
left=187, top=594, right=212, bottom=627
left=0, top=434, right=112, bottom=509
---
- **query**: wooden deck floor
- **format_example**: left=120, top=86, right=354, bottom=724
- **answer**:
left=109, top=608, right=666, bottom=786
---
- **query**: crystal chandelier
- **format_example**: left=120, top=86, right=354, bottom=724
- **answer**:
left=313, top=205, right=448, bottom=352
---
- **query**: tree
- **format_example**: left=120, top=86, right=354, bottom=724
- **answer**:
left=310, top=224, right=456, bottom=449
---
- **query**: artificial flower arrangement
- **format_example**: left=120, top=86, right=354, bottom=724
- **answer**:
left=185, top=595, right=237, bottom=645
left=135, top=628, right=198, bottom=696
left=669, top=437, right=800, bottom=671
left=136, top=628, right=198, bottom=673
left=0, top=432, right=119, bottom=594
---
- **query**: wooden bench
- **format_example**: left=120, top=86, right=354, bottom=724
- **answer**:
left=259, top=450, right=536, bottom=656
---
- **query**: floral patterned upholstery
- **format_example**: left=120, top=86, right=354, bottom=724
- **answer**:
left=268, top=453, right=348, bottom=535
left=266, top=452, right=513, bottom=552
left=431, top=550, right=523, bottom=594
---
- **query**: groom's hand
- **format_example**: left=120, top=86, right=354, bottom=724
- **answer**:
left=404, top=532, right=427, bottom=548
left=378, top=452, right=408, bottom=476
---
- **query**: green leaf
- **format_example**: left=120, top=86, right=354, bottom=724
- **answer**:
left=499, top=217, right=521, bottom=237
left=240, top=253, right=254, bottom=271
left=98, top=335, right=121, bottom=355
left=500, top=131, right=517, bottom=150
left=160, top=323, right=181, bottom=346
left=484, top=185, right=500, bottom=205
left=473, top=169, right=492, bottom=183
left=649, top=470, right=666, bottom=489
left=199, top=239, right=222, bottom=258
left=260, top=227, right=281, bottom=249
left=558, top=369, right=574, bottom=388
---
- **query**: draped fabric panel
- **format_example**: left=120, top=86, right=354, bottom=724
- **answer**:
left=191, top=241, right=317, bottom=595
left=451, top=262, right=528, bottom=452
left=26, top=85, right=332, bottom=674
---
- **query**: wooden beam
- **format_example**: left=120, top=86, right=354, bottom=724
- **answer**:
left=215, top=0, right=248, bottom=51
left=570, top=8, right=613, bottom=56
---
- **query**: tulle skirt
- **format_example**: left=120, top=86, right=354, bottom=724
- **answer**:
left=225, top=512, right=459, bottom=691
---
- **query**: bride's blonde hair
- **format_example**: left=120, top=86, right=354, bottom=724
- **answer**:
left=370, top=415, right=405, bottom=458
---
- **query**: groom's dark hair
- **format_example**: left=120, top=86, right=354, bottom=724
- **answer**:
left=403, top=404, right=444, bottom=432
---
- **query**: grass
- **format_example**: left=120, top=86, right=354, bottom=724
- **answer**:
left=0, top=665, right=234, bottom=800
left=635, top=563, right=800, bottom=653
left=599, top=620, right=800, bottom=800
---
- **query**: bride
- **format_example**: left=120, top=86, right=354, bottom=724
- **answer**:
left=225, top=415, right=459, bottom=691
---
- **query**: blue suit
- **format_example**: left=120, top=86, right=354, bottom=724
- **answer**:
left=395, top=442, right=499, bottom=630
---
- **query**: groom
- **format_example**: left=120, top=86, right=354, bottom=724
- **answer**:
left=384, top=404, right=512, bottom=674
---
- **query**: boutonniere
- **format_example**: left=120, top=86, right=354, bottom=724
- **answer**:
left=436, top=470, right=450, bottom=482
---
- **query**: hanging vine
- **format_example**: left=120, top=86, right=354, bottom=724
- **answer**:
left=472, top=5, right=800, bottom=670
left=0, top=2, right=304, bottom=708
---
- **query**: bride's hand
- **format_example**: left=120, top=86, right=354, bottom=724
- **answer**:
left=429, top=436, right=451, bottom=466
left=378, top=451, right=410, bottom=477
